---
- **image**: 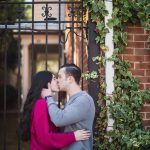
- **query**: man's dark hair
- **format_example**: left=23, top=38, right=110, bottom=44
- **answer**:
left=61, top=63, right=81, bottom=84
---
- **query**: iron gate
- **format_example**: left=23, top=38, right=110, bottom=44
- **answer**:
left=0, top=0, right=100, bottom=149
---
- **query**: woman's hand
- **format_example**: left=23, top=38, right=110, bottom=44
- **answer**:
left=41, top=83, right=52, bottom=98
left=74, top=129, right=91, bottom=141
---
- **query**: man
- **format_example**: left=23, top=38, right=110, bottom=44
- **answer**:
left=43, top=64, right=95, bottom=150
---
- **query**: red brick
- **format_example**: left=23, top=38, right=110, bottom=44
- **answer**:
left=129, top=63, right=134, bottom=69
left=146, top=70, right=150, bottom=76
left=139, top=84, right=145, bottom=90
left=140, top=106, right=150, bottom=112
left=144, top=101, right=150, bottom=104
left=139, top=77, right=150, bottom=83
left=134, top=49, right=150, bottom=55
left=134, top=42, right=145, bottom=48
left=144, top=56, right=150, bottom=62
left=134, top=35, right=148, bottom=41
left=128, top=34, right=134, bottom=41
left=143, top=120, right=150, bottom=126
left=125, top=27, right=132, bottom=32
left=134, top=28, right=145, bottom=34
left=122, top=48, right=134, bottom=54
left=134, top=24, right=142, bottom=27
left=127, top=42, right=145, bottom=48
left=146, top=113, right=150, bottom=119
left=130, top=69, right=144, bottom=76
left=123, top=55, right=144, bottom=62
left=127, top=23, right=141, bottom=28
left=126, top=27, right=144, bottom=34
left=135, top=63, right=150, bottom=69
left=145, top=84, right=150, bottom=89
left=127, top=42, right=135, bottom=48
left=140, top=113, right=145, bottom=119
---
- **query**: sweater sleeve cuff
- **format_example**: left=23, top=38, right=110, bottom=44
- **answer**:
left=68, top=132, right=76, bottom=142
left=45, top=96, right=56, bottom=105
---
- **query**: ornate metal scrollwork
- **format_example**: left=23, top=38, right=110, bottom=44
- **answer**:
left=68, top=6, right=81, bottom=18
left=41, top=5, right=52, bottom=19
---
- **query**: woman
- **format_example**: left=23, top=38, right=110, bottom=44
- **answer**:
left=17, top=71, right=90, bottom=150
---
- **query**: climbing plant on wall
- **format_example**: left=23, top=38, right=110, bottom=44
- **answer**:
left=82, top=0, right=150, bottom=149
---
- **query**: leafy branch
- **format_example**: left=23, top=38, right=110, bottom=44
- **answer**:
left=83, top=0, right=150, bottom=149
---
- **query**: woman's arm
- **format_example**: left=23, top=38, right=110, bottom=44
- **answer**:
left=32, top=100, right=76, bottom=148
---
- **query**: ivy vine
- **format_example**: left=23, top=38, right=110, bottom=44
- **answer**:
left=83, top=0, right=150, bottom=149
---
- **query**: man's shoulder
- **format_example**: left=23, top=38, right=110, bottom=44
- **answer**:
left=81, top=91, right=93, bottom=98
left=78, top=91, right=94, bottom=102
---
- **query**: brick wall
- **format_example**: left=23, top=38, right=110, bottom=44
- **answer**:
left=123, top=24, right=150, bottom=129
left=65, top=19, right=150, bottom=128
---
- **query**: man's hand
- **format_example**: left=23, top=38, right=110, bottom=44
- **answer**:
left=41, top=83, right=52, bottom=98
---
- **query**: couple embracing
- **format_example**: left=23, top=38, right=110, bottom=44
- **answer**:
left=18, top=63, right=95, bottom=150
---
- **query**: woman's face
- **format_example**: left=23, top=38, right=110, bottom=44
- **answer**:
left=50, top=75, right=59, bottom=92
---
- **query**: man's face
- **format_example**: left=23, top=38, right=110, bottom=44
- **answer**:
left=57, top=68, right=68, bottom=91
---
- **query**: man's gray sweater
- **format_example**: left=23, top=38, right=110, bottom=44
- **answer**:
left=46, top=91, right=95, bottom=150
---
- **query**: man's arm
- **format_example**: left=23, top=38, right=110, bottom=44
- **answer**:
left=46, top=96, right=91, bottom=127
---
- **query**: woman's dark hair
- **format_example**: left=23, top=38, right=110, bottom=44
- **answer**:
left=61, top=63, right=81, bottom=84
left=17, top=71, right=53, bottom=141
